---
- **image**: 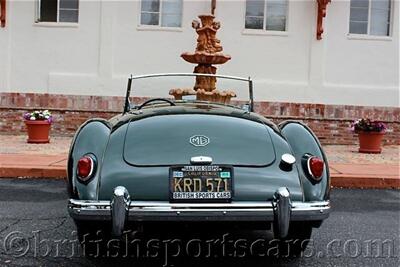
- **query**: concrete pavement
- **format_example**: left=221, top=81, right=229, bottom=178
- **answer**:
left=0, top=135, right=399, bottom=189
left=0, top=154, right=67, bottom=178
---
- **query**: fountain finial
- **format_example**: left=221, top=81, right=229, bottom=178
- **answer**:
left=211, top=0, right=216, bottom=15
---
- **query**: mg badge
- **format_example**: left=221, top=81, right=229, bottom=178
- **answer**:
left=190, top=135, right=210, bottom=147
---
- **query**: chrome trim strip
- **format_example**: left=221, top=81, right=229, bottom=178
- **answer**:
left=68, top=199, right=330, bottom=222
left=190, top=156, right=213, bottom=164
left=69, top=199, right=330, bottom=209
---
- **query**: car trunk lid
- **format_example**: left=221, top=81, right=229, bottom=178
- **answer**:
left=123, top=114, right=276, bottom=167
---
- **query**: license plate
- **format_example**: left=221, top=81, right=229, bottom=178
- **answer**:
left=169, top=165, right=233, bottom=202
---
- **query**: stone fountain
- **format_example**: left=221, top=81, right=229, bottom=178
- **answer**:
left=169, top=0, right=236, bottom=104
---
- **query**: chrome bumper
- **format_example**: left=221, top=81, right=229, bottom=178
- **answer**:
left=68, top=187, right=330, bottom=238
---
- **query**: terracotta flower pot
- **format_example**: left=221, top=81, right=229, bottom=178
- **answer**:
left=358, top=131, right=384, bottom=154
left=24, top=120, right=51, bottom=143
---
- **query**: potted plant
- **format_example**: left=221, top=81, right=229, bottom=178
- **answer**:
left=23, top=110, right=53, bottom=143
left=351, top=118, right=387, bottom=154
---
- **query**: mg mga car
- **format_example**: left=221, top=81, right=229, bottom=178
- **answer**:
left=67, top=73, right=330, bottom=256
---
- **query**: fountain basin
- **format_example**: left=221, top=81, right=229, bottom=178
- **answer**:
left=181, top=52, right=231, bottom=65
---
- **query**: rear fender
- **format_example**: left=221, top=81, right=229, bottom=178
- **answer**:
left=279, top=121, right=330, bottom=201
left=67, top=119, right=111, bottom=200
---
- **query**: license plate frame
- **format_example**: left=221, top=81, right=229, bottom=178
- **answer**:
left=169, top=165, right=234, bottom=203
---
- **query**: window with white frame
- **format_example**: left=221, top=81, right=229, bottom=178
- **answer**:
left=37, top=0, right=79, bottom=23
left=349, top=0, right=392, bottom=36
left=140, top=0, right=183, bottom=28
left=245, top=0, right=288, bottom=31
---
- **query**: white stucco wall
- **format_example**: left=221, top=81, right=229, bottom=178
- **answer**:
left=0, top=0, right=399, bottom=107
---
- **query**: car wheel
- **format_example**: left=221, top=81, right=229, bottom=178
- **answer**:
left=275, top=222, right=313, bottom=258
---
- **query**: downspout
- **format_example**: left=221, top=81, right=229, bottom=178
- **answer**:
left=0, top=0, right=6, bottom=27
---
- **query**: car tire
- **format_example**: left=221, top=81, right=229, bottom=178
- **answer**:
left=275, top=222, right=313, bottom=258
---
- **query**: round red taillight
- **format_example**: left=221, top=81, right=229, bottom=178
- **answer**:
left=77, top=156, right=94, bottom=181
left=308, top=156, right=324, bottom=180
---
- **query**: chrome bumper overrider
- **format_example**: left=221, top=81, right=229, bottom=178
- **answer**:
left=68, top=187, right=330, bottom=238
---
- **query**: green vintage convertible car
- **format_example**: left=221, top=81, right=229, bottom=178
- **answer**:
left=67, top=73, right=330, bottom=256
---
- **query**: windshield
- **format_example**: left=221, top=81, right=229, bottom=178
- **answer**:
left=125, top=73, right=253, bottom=112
